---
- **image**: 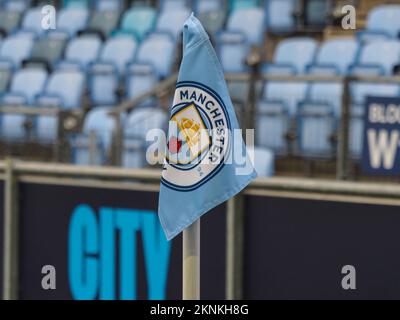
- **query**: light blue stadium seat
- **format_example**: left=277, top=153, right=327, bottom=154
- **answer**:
left=3, top=0, right=31, bottom=12
left=125, top=63, right=157, bottom=104
left=256, top=81, right=308, bottom=154
left=95, top=0, right=125, bottom=11
left=196, top=0, right=224, bottom=13
left=18, top=7, right=45, bottom=37
left=263, top=37, right=318, bottom=75
left=156, top=8, right=190, bottom=40
left=89, top=36, right=137, bottom=105
left=297, top=104, right=336, bottom=157
left=247, top=146, right=275, bottom=177
left=0, top=34, right=34, bottom=68
left=262, top=81, right=309, bottom=116
left=117, top=6, right=157, bottom=41
left=227, top=7, right=265, bottom=44
left=256, top=100, right=290, bottom=153
left=229, top=0, right=259, bottom=12
left=196, top=0, right=226, bottom=35
left=0, top=68, right=47, bottom=141
left=134, top=32, right=175, bottom=78
left=306, top=82, right=343, bottom=116
left=218, top=32, right=249, bottom=72
left=59, top=35, right=102, bottom=71
left=265, top=0, right=296, bottom=32
left=55, top=8, right=89, bottom=38
left=0, top=66, right=11, bottom=94
left=309, top=39, right=359, bottom=75
left=123, top=107, right=168, bottom=168
left=37, top=69, right=85, bottom=109
left=160, top=0, right=188, bottom=10
left=72, top=106, right=117, bottom=165
left=357, top=5, right=400, bottom=42
left=36, top=70, right=85, bottom=142
left=63, top=0, right=90, bottom=8
left=350, top=40, right=400, bottom=76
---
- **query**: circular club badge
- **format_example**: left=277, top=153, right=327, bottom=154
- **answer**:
left=161, top=81, right=231, bottom=191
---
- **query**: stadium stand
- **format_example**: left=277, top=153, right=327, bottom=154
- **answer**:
left=0, top=0, right=400, bottom=180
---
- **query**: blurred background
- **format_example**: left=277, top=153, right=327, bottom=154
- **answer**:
left=2, top=0, right=400, bottom=301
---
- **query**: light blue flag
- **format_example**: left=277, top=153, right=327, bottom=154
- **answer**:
left=158, top=14, right=257, bottom=240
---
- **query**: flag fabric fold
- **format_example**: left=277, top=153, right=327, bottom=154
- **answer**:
left=158, top=13, right=257, bottom=240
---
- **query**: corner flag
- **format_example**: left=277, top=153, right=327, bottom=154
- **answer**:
left=158, top=14, right=257, bottom=240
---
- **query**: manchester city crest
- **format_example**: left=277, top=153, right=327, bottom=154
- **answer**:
left=162, top=81, right=231, bottom=191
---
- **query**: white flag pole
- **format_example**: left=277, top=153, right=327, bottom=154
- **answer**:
left=183, top=219, right=200, bottom=300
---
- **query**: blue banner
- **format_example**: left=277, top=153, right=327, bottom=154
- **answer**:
left=362, top=96, right=400, bottom=175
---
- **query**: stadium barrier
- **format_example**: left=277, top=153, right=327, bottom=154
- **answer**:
left=1, top=160, right=400, bottom=299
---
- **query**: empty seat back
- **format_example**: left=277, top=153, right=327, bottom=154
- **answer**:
left=88, top=10, right=120, bottom=37
left=313, top=39, right=358, bottom=75
left=0, top=10, right=21, bottom=35
left=135, top=33, right=175, bottom=78
left=4, top=0, right=31, bottom=12
left=100, top=36, right=137, bottom=74
left=0, top=34, right=33, bottom=67
left=218, top=32, right=249, bottom=72
left=42, top=70, right=85, bottom=109
left=355, top=41, right=400, bottom=75
left=307, top=82, right=343, bottom=116
left=57, top=8, right=89, bottom=37
left=265, top=0, right=296, bottom=31
left=272, top=37, right=318, bottom=74
left=227, top=8, right=265, bottom=44
left=366, top=5, right=400, bottom=39
left=120, top=7, right=157, bottom=41
left=5, top=68, right=47, bottom=104
left=156, top=8, right=190, bottom=39
left=20, top=7, right=43, bottom=35
left=126, top=64, right=157, bottom=100
left=63, top=35, right=102, bottom=69
left=0, top=67, right=11, bottom=93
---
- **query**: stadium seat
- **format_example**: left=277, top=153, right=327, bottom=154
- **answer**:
left=350, top=40, right=400, bottom=76
left=59, top=35, right=102, bottom=71
left=117, top=6, right=157, bottom=41
left=0, top=34, right=34, bottom=68
left=256, top=100, right=290, bottom=153
left=125, top=63, right=157, bottom=103
left=309, top=38, right=359, bottom=75
left=218, top=32, right=249, bottom=72
left=19, top=7, right=44, bottom=37
left=304, top=0, right=330, bottom=27
left=256, top=81, right=308, bottom=154
left=95, top=0, right=125, bottom=11
left=0, top=66, right=11, bottom=94
left=89, top=36, right=137, bottom=105
left=297, top=103, right=336, bottom=157
left=265, top=0, right=296, bottom=32
left=63, top=0, right=90, bottom=8
left=263, top=37, right=318, bottom=75
left=160, top=0, right=188, bottom=10
left=55, top=7, right=89, bottom=38
left=123, top=107, right=168, bottom=168
left=357, top=5, right=400, bottom=42
left=72, top=106, right=117, bottom=165
left=0, top=68, right=47, bottom=140
left=196, top=0, right=226, bottom=35
left=3, top=0, right=31, bottom=12
left=24, top=33, right=67, bottom=70
left=304, top=82, right=343, bottom=116
left=229, top=0, right=259, bottom=12
left=84, top=10, right=120, bottom=38
left=37, top=69, right=85, bottom=109
left=133, top=32, right=175, bottom=78
left=226, top=7, right=265, bottom=44
left=247, top=146, right=275, bottom=177
left=0, top=9, right=22, bottom=36
left=156, top=7, right=191, bottom=40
